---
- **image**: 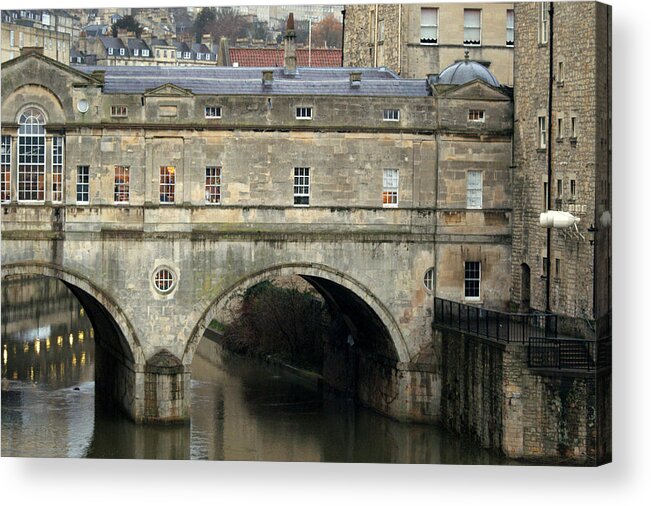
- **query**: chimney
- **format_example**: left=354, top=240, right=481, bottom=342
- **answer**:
left=283, top=13, right=297, bottom=76
left=262, top=70, right=274, bottom=87
left=202, top=33, right=213, bottom=52
left=349, top=71, right=362, bottom=88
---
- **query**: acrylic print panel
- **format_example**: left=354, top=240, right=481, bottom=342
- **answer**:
left=1, top=1, right=611, bottom=466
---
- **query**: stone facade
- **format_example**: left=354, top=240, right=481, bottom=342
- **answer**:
left=1, top=10, right=73, bottom=64
left=344, top=3, right=514, bottom=85
left=511, top=2, right=612, bottom=331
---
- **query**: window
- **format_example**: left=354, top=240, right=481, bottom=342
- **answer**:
left=111, top=105, right=128, bottom=117
left=293, top=167, right=310, bottom=206
left=184, top=51, right=191, bottom=59
left=539, top=2, right=549, bottom=44
left=557, top=117, right=564, bottom=139
left=369, top=9, right=375, bottom=43
left=163, top=50, right=167, bottom=58
left=1, top=136, right=11, bottom=202
left=296, top=107, right=312, bottom=120
left=423, top=268, right=434, bottom=292
left=205, top=106, right=222, bottom=118
left=205, top=166, right=221, bottom=204
left=18, top=108, right=46, bottom=202
left=570, top=179, right=576, bottom=198
left=538, top=116, right=547, bottom=149
left=205, top=54, right=211, bottom=61
left=196, top=52, right=203, bottom=60
left=464, top=261, right=481, bottom=300
left=506, top=9, right=514, bottom=46
left=114, top=165, right=130, bottom=203
left=378, top=19, right=385, bottom=43
left=52, top=136, right=64, bottom=203
left=555, top=258, right=561, bottom=279
left=468, top=109, right=485, bottom=122
left=19, top=32, right=24, bottom=47
left=570, top=116, right=577, bottom=138
left=159, top=166, right=175, bottom=203
left=108, top=47, right=114, bottom=55
left=10, top=30, right=15, bottom=47
left=557, top=61, right=565, bottom=83
left=176, top=51, right=182, bottom=59
left=76, top=166, right=89, bottom=204
left=382, top=168, right=399, bottom=207
left=420, top=7, right=438, bottom=44
left=134, top=49, right=139, bottom=56
left=154, top=268, right=175, bottom=293
left=466, top=170, right=483, bottom=209
left=464, top=9, right=482, bottom=46
left=119, top=48, right=125, bottom=56
left=156, top=50, right=160, bottom=57
left=142, top=49, right=149, bottom=57
left=542, top=256, right=548, bottom=277
left=556, top=178, right=563, bottom=199
left=383, top=109, right=400, bottom=121
left=543, top=181, right=549, bottom=210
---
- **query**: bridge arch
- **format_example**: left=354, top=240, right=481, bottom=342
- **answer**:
left=183, top=262, right=411, bottom=367
left=1, top=261, right=145, bottom=369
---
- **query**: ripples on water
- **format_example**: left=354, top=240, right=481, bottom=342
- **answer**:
left=2, top=277, right=512, bottom=464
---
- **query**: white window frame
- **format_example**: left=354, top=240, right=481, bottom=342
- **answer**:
left=506, top=9, right=514, bottom=47
left=184, top=51, right=191, bottom=59
left=464, top=261, right=481, bottom=301
left=142, top=49, right=149, bottom=57
left=76, top=166, right=89, bottom=204
left=1, top=135, right=11, bottom=203
left=108, top=47, right=114, bottom=55
left=538, top=116, right=547, bottom=149
left=159, top=166, right=176, bottom=204
left=114, top=165, right=130, bottom=204
left=382, top=168, right=399, bottom=207
left=176, top=51, right=182, bottom=59
left=134, top=49, right=139, bottom=56
left=293, top=167, right=310, bottom=206
left=383, top=109, right=400, bottom=122
left=423, top=268, right=434, bottom=292
left=119, top=48, right=125, bottom=56
left=464, top=9, right=482, bottom=46
left=468, top=109, right=485, bottom=122
left=111, top=105, right=128, bottom=118
left=296, top=107, right=313, bottom=120
left=420, top=7, right=439, bottom=45
left=205, top=166, right=221, bottom=205
left=205, top=106, right=222, bottom=119
left=51, top=136, right=64, bottom=203
left=539, top=2, right=549, bottom=44
left=17, top=108, right=46, bottom=203
left=466, top=170, right=483, bottom=209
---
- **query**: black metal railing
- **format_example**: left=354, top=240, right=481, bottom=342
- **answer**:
left=434, top=297, right=557, bottom=343
left=527, top=336, right=596, bottom=370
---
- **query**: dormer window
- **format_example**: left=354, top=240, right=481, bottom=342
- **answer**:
left=176, top=51, right=182, bottom=58
left=111, top=105, right=128, bottom=118
left=296, top=107, right=313, bottom=120
left=197, top=52, right=203, bottom=60
left=468, top=109, right=485, bottom=122
left=134, top=49, right=139, bottom=56
left=119, top=48, right=125, bottom=56
left=383, top=109, right=400, bottom=121
left=184, top=51, right=191, bottom=59
left=108, top=47, right=114, bottom=55
left=205, top=106, right=222, bottom=119
left=142, top=49, right=149, bottom=57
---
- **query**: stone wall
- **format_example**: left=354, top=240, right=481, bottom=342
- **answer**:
left=438, top=325, right=611, bottom=464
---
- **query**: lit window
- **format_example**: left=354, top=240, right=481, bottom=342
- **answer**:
left=111, top=105, right=128, bottom=117
left=296, top=107, right=312, bottom=120
left=468, top=109, right=485, bottom=122
left=464, top=261, right=481, bottom=300
left=18, top=108, right=46, bottom=202
left=159, top=166, right=175, bottom=203
left=52, top=136, right=64, bottom=203
left=382, top=168, right=399, bottom=207
left=154, top=268, right=175, bottom=293
left=114, top=165, right=130, bottom=203
left=1, top=136, right=11, bottom=202
left=506, top=9, right=514, bottom=46
left=76, top=166, right=89, bottom=204
left=383, top=109, right=400, bottom=121
left=420, top=8, right=438, bottom=44
left=205, top=106, right=222, bottom=118
left=538, top=116, right=547, bottom=148
left=205, top=166, right=221, bottom=204
left=464, top=9, right=482, bottom=46
left=423, top=268, right=434, bottom=292
left=293, top=167, right=310, bottom=206
left=539, top=2, right=549, bottom=44
left=466, top=170, right=482, bottom=209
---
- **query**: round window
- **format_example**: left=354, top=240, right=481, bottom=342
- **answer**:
left=153, top=268, right=175, bottom=294
left=423, top=268, right=434, bottom=292
left=77, top=99, right=89, bottom=113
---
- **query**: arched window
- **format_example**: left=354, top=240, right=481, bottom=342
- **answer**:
left=18, top=107, right=46, bottom=201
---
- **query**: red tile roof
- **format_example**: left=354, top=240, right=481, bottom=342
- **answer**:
left=229, top=48, right=342, bottom=68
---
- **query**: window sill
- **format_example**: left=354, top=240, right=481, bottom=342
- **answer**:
left=536, top=148, right=547, bottom=153
left=556, top=137, right=564, bottom=143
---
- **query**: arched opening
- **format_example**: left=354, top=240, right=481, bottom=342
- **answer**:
left=521, top=263, right=531, bottom=311
left=1, top=264, right=144, bottom=431
left=185, top=264, right=410, bottom=424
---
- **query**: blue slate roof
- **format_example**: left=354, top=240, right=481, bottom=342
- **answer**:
left=74, top=65, right=429, bottom=97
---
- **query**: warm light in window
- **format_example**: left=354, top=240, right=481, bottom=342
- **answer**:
left=72, top=354, right=77, bottom=367
left=90, top=328, right=95, bottom=339
left=80, top=308, right=84, bottom=317
left=57, top=335, right=64, bottom=347
left=2, top=346, right=7, bottom=366
left=23, top=342, right=29, bottom=353
left=80, top=352, right=86, bottom=366
left=34, top=338, right=40, bottom=355
left=46, top=337, right=51, bottom=351
left=69, top=333, right=74, bottom=346
left=78, top=331, right=84, bottom=342
left=30, top=366, right=34, bottom=382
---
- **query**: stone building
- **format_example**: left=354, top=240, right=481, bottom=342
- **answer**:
left=1, top=9, right=76, bottom=64
left=511, top=2, right=611, bottom=336
left=343, top=3, right=514, bottom=85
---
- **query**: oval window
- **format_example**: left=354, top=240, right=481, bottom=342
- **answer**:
left=153, top=268, right=175, bottom=294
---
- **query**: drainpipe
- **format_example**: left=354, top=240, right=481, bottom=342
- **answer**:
left=545, top=2, right=555, bottom=313
left=340, top=8, right=345, bottom=66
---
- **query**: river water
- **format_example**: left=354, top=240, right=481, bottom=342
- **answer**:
left=1, top=277, right=511, bottom=464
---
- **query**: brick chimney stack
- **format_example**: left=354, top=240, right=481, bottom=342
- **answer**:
left=283, top=13, right=297, bottom=76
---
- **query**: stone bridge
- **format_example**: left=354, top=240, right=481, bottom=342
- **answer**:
left=2, top=205, right=438, bottom=423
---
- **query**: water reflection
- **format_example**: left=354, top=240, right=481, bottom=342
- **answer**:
left=2, top=276, right=512, bottom=464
